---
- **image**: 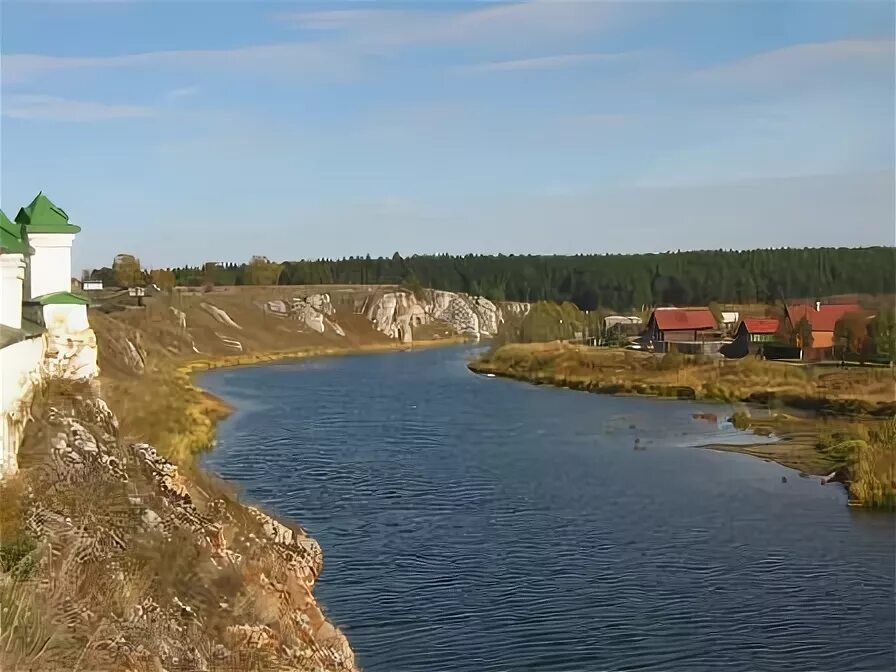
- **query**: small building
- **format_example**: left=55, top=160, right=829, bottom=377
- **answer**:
left=603, top=315, right=643, bottom=331
left=720, top=311, right=740, bottom=331
left=82, top=280, right=104, bottom=291
left=645, top=307, right=717, bottom=352
left=720, top=318, right=779, bottom=359
left=785, top=302, right=863, bottom=360
left=738, top=318, right=779, bottom=344
left=0, top=210, right=33, bottom=330
left=16, top=192, right=81, bottom=301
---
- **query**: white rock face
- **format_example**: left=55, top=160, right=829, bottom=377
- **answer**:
left=200, top=302, right=242, bottom=329
left=364, top=289, right=529, bottom=342
left=263, top=293, right=344, bottom=337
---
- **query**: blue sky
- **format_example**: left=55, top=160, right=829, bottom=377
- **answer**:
left=1, top=0, right=893, bottom=272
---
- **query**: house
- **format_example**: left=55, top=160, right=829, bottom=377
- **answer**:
left=720, top=311, right=740, bottom=328
left=602, top=315, right=643, bottom=343
left=603, top=315, right=643, bottom=331
left=738, top=318, right=779, bottom=344
left=1, top=192, right=98, bottom=478
left=785, top=301, right=864, bottom=359
left=644, top=307, right=718, bottom=353
left=720, top=318, right=779, bottom=359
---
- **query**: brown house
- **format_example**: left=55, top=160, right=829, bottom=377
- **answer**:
left=645, top=308, right=718, bottom=352
left=784, top=302, right=864, bottom=359
left=720, top=318, right=780, bottom=359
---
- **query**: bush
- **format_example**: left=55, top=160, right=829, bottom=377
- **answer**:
left=658, top=349, right=684, bottom=371
left=729, top=411, right=751, bottom=430
left=0, top=536, right=38, bottom=580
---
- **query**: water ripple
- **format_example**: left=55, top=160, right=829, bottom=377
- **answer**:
left=201, top=347, right=896, bottom=672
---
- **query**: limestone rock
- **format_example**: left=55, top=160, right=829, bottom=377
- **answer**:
left=200, top=302, right=242, bottom=329
left=364, top=289, right=530, bottom=341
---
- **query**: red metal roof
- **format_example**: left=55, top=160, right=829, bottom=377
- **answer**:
left=741, top=318, right=779, bottom=334
left=652, top=308, right=716, bottom=331
left=786, top=303, right=863, bottom=333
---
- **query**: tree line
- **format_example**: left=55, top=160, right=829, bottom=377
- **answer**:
left=89, top=247, right=894, bottom=312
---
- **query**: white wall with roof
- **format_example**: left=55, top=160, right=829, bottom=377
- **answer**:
left=0, top=336, right=44, bottom=477
left=25, top=232, right=75, bottom=299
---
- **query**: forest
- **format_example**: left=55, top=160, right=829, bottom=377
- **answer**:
left=90, top=247, right=895, bottom=312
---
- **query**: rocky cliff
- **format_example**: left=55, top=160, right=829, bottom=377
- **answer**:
left=362, top=289, right=529, bottom=343
left=3, top=382, right=356, bottom=672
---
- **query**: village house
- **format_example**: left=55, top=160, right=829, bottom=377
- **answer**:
left=784, top=301, right=864, bottom=360
left=0, top=192, right=98, bottom=477
left=644, top=307, right=719, bottom=353
left=720, top=317, right=780, bottom=359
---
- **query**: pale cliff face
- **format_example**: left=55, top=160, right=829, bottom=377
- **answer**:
left=364, top=289, right=530, bottom=341
left=262, top=294, right=344, bottom=336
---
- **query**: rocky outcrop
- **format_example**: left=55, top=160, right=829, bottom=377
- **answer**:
left=263, top=294, right=345, bottom=337
left=200, top=302, right=242, bottom=329
left=13, top=391, right=356, bottom=672
left=364, top=289, right=529, bottom=341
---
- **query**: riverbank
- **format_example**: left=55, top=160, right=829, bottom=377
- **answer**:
left=110, top=336, right=467, bottom=464
left=471, top=342, right=895, bottom=509
left=1, top=294, right=465, bottom=671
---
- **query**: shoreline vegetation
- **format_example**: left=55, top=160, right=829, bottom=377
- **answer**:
left=470, top=341, right=896, bottom=509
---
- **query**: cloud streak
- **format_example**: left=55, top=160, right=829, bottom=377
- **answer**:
left=3, top=94, right=154, bottom=121
left=461, top=51, right=637, bottom=73
left=276, top=1, right=640, bottom=48
left=2, top=41, right=363, bottom=85
left=164, top=86, right=200, bottom=100
left=3, top=2, right=646, bottom=86
left=691, top=39, right=894, bottom=88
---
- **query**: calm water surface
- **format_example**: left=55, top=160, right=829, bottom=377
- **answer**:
left=200, top=346, right=895, bottom=672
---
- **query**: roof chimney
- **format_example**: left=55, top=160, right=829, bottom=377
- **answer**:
left=815, top=300, right=821, bottom=312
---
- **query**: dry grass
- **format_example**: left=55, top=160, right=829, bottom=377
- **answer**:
left=478, top=342, right=895, bottom=413
left=848, top=419, right=896, bottom=509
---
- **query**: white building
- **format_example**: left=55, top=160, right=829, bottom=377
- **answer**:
left=721, top=311, right=740, bottom=326
left=603, top=315, right=643, bottom=331
left=0, top=193, right=98, bottom=478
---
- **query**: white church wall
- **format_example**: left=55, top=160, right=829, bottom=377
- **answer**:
left=25, top=232, right=75, bottom=299
left=43, top=303, right=90, bottom=334
left=0, top=336, right=44, bottom=477
left=0, top=254, right=26, bottom=329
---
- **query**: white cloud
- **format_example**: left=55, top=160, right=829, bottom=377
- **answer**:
left=164, top=86, right=199, bottom=100
left=275, top=9, right=395, bottom=31
left=3, top=2, right=646, bottom=85
left=461, top=51, right=637, bottom=73
left=2, top=41, right=363, bottom=85
left=276, top=1, right=642, bottom=48
left=691, top=39, right=894, bottom=88
left=3, top=94, right=154, bottom=121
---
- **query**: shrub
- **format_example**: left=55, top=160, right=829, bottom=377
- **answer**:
left=0, top=536, right=37, bottom=580
left=658, top=349, right=684, bottom=371
left=729, top=411, right=751, bottom=430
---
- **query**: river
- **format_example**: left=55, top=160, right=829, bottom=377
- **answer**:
left=199, top=346, right=895, bottom=672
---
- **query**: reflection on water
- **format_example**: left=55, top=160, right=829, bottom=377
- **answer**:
left=201, top=346, right=895, bottom=672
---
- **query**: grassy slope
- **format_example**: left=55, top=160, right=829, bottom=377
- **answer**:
left=91, top=287, right=462, bottom=460
left=472, top=342, right=896, bottom=508
left=0, top=286, right=464, bottom=670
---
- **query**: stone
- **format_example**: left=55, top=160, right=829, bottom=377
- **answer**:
left=363, top=289, right=530, bottom=342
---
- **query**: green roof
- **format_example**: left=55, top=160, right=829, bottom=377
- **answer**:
left=28, top=291, right=89, bottom=306
left=0, top=209, right=32, bottom=255
left=15, top=192, right=80, bottom=234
